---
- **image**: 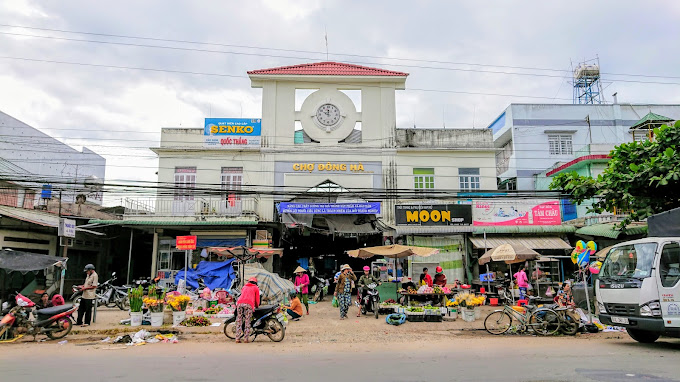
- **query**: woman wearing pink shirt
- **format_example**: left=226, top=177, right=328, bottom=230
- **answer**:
left=513, top=267, right=529, bottom=300
left=293, top=266, right=310, bottom=315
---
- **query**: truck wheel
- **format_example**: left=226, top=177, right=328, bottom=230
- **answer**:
left=626, top=328, right=660, bottom=343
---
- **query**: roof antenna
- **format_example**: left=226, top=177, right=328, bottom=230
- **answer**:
left=324, top=26, right=329, bottom=60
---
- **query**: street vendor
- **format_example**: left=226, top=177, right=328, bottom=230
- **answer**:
left=357, top=266, right=381, bottom=317
left=293, top=266, right=310, bottom=315
left=433, top=266, right=447, bottom=287
left=532, top=265, right=546, bottom=281
left=557, top=280, right=574, bottom=307
left=419, top=268, right=433, bottom=287
left=282, top=292, right=304, bottom=321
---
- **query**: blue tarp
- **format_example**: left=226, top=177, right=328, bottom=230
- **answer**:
left=196, top=238, right=246, bottom=247
left=174, top=259, right=236, bottom=291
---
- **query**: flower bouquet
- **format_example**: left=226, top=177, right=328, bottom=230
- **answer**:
left=143, top=296, right=165, bottom=313
left=181, top=316, right=211, bottom=327
left=166, top=294, right=190, bottom=312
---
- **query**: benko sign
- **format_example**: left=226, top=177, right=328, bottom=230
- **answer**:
left=395, top=204, right=472, bottom=226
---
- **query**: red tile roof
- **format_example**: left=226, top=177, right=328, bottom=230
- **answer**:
left=546, top=155, right=611, bottom=177
left=247, top=62, right=409, bottom=77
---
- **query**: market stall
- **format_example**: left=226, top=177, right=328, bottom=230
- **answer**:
left=478, top=243, right=541, bottom=302
left=347, top=244, right=439, bottom=301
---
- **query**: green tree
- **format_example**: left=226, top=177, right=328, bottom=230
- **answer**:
left=550, top=121, right=680, bottom=226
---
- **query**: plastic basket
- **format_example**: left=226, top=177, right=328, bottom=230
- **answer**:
left=407, top=314, right=424, bottom=322
left=425, top=315, right=443, bottom=322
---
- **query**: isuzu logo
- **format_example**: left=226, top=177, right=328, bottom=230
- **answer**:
left=610, top=283, right=625, bottom=289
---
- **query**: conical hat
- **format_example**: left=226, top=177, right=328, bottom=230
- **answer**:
left=294, top=266, right=306, bottom=274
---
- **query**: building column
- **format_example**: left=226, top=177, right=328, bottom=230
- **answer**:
left=150, top=230, right=159, bottom=279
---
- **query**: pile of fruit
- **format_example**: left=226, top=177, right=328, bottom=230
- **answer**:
left=204, top=306, right=220, bottom=315
left=406, top=307, right=424, bottom=313
left=417, top=286, right=434, bottom=294
left=406, top=287, right=418, bottom=295
left=381, top=299, right=397, bottom=305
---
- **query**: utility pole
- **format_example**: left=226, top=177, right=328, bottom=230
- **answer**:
left=586, top=115, right=592, bottom=145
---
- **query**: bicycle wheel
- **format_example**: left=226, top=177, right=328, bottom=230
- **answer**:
left=559, top=311, right=579, bottom=336
left=484, top=311, right=512, bottom=335
left=529, top=309, right=561, bottom=336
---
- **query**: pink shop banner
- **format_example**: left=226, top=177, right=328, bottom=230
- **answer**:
left=473, top=200, right=561, bottom=226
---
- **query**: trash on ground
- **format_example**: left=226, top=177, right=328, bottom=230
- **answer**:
left=58, top=340, right=68, bottom=345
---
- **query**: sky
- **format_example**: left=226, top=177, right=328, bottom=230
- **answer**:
left=0, top=1, right=679, bottom=205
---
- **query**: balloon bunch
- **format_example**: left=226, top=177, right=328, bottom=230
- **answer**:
left=571, top=240, right=597, bottom=268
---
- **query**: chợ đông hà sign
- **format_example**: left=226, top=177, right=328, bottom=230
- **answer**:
left=395, top=204, right=472, bottom=226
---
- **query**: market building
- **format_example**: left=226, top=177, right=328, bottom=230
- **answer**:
left=93, top=62, right=513, bottom=288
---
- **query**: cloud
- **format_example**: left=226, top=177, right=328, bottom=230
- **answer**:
left=0, top=0, right=679, bottom=204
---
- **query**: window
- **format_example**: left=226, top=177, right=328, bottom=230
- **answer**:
left=459, top=168, right=481, bottom=191
left=659, top=243, right=680, bottom=288
left=601, top=243, right=658, bottom=279
left=221, top=167, right=243, bottom=202
left=548, top=135, right=573, bottom=155
left=174, top=167, right=196, bottom=201
left=413, top=168, right=434, bottom=190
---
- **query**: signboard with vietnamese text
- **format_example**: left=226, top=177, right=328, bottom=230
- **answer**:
left=472, top=199, right=561, bottom=226
left=394, top=204, right=472, bottom=226
left=58, top=218, right=76, bottom=238
left=204, top=118, right=261, bottom=149
left=279, top=203, right=381, bottom=215
left=176, top=235, right=197, bottom=250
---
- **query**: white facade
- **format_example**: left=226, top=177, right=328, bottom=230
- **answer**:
left=489, top=104, right=680, bottom=190
left=147, top=63, right=496, bottom=227
left=0, top=110, right=106, bottom=205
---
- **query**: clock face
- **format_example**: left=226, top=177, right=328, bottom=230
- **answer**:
left=315, top=103, right=341, bottom=127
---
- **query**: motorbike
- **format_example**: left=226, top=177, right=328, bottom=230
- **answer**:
left=223, top=304, right=286, bottom=342
left=360, top=282, right=381, bottom=319
left=0, top=293, right=77, bottom=341
left=310, top=275, right=330, bottom=302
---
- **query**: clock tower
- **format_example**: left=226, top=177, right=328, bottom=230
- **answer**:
left=248, top=62, right=408, bottom=147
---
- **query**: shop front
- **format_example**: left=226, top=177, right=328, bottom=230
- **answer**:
left=468, top=198, right=575, bottom=299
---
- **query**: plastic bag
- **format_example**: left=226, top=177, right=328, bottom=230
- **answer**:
left=545, top=286, right=555, bottom=297
left=332, top=296, right=339, bottom=308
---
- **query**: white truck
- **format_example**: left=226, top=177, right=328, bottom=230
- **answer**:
left=596, top=237, right=680, bottom=343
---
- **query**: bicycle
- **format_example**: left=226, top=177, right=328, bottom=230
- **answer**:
left=484, top=303, right=561, bottom=336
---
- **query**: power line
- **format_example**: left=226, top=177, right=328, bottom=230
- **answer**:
left=2, top=24, right=679, bottom=81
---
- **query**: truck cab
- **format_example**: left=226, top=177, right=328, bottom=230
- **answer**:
left=597, top=237, right=680, bottom=343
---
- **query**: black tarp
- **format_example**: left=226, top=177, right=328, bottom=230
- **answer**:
left=648, top=207, right=680, bottom=237
left=0, top=249, right=66, bottom=274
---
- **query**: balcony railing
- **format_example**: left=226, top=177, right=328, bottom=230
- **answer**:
left=124, top=196, right=259, bottom=218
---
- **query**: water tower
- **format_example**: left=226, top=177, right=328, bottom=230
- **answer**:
left=572, top=59, right=603, bottom=104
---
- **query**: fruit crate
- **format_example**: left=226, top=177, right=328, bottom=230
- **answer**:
left=407, top=314, right=424, bottom=322
left=425, top=315, right=443, bottom=322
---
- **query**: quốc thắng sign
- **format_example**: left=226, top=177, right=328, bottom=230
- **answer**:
left=176, top=235, right=197, bottom=250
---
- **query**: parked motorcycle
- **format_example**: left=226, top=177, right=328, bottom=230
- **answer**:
left=310, top=275, right=330, bottom=302
left=223, top=305, right=286, bottom=342
left=360, top=282, right=381, bottom=319
left=0, top=293, right=76, bottom=341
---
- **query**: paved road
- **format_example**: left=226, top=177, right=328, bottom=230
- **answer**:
left=3, top=336, right=680, bottom=381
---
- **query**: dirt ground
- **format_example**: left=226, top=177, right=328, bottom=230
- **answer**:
left=12, top=298, right=625, bottom=345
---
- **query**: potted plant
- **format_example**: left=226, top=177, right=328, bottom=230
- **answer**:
left=166, top=294, right=190, bottom=326
left=128, top=286, right=144, bottom=327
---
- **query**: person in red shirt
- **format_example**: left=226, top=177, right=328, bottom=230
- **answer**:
left=235, top=277, right=260, bottom=343
left=433, top=266, right=447, bottom=287
left=420, top=268, right=433, bottom=288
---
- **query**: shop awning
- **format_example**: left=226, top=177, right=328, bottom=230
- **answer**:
left=87, top=219, right=258, bottom=226
left=0, top=248, right=66, bottom=274
left=575, top=223, right=647, bottom=239
left=207, top=246, right=283, bottom=258
left=347, top=244, right=439, bottom=259
left=469, top=236, right=572, bottom=250
left=472, top=225, right=576, bottom=234
left=393, top=225, right=473, bottom=235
